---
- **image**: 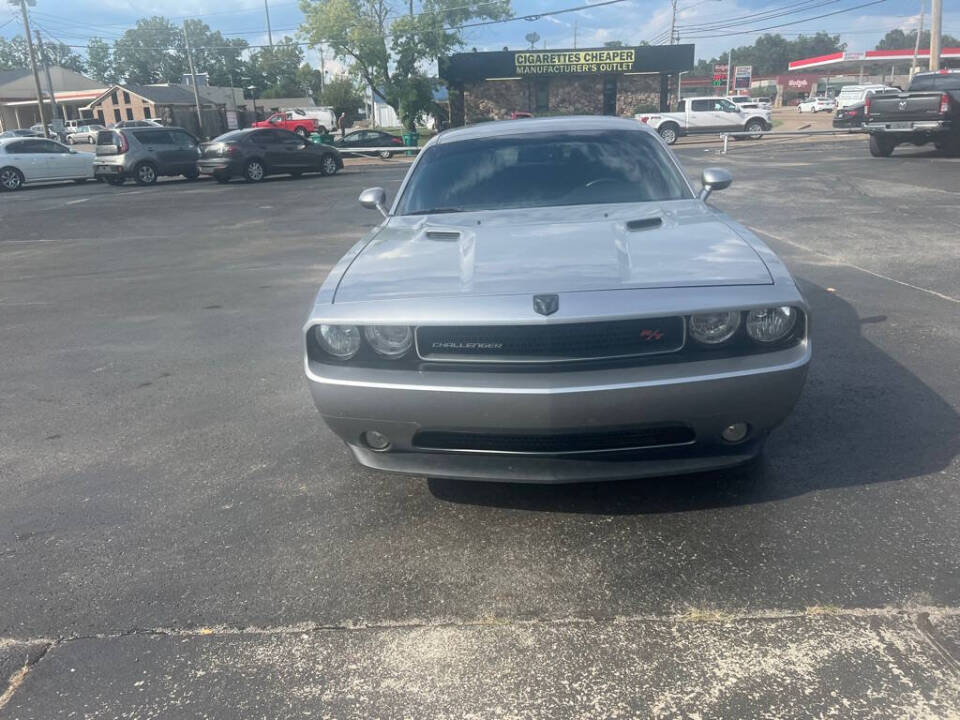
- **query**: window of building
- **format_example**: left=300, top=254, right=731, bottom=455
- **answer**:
left=113, top=108, right=122, bottom=122
left=123, top=91, right=130, bottom=104
left=534, top=79, right=549, bottom=113
left=125, top=108, right=134, bottom=120
left=97, top=110, right=104, bottom=123
left=111, top=90, right=118, bottom=104
left=143, top=106, right=152, bottom=119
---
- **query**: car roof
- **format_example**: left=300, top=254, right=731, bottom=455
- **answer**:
left=435, top=115, right=657, bottom=145
left=0, top=136, right=61, bottom=146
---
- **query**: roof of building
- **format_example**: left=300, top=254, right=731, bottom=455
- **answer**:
left=0, top=69, right=31, bottom=86
left=789, top=47, right=960, bottom=71
left=435, top=115, right=655, bottom=145
left=87, top=83, right=218, bottom=107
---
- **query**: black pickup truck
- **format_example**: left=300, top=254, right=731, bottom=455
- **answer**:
left=863, top=69, right=960, bottom=157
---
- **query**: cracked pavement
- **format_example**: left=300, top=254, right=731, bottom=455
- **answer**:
left=1, top=140, right=958, bottom=717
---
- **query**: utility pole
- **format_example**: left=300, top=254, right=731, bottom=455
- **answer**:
left=911, top=1, right=925, bottom=76
left=929, top=0, right=941, bottom=70
left=669, top=0, right=678, bottom=44
left=35, top=30, right=60, bottom=132
left=182, top=22, right=204, bottom=137
left=12, top=0, right=49, bottom=137
left=264, top=0, right=274, bottom=47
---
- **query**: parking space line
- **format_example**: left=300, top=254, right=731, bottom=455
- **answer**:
left=65, top=198, right=90, bottom=205
left=752, top=227, right=960, bottom=304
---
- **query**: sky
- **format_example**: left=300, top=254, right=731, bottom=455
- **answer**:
left=1, top=0, right=958, bottom=74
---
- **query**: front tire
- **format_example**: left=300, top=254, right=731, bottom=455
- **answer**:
left=316, top=125, right=327, bottom=135
left=869, top=134, right=895, bottom=158
left=0, top=166, right=24, bottom=191
left=244, top=159, right=265, bottom=182
left=105, top=176, right=125, bottom=186
left=295, top=126, right=309, bottom=138
left=745, top=119, right=764, bottom=140
left=213, top=172, right=231, bottom=184
left=133, top=162, right=158, bottom=185
left=658, top=124, right=679, bottom=145
left=378, top=150, right=393, bottom=160
left=182, top=168, right=199, bottom=180
left=319, top=154, right=339, bottom=176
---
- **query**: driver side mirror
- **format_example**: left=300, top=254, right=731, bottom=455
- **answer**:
left=699, top=167, right=732, bottom=201
left=359, top=187, right=388, bottom=217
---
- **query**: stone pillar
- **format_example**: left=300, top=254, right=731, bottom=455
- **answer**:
left=659, top=74, right=670, bottom=112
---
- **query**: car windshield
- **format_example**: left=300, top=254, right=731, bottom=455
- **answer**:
left=909, top=73, right=960, bottom=91
left=395, top=130, right=692, bottom=215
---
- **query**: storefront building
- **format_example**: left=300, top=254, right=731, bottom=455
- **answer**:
left=439, top=45, right=694, bottom=126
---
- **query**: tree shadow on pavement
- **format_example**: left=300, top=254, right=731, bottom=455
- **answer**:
left=427, top=281, right=959, bottom=514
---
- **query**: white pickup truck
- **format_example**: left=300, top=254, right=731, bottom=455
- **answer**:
left=638, top=96, right=771, bottom=145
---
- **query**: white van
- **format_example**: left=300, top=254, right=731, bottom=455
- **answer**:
left=282, top=107, right=338, bottom=134
left=835, top=85, right=900, bottom=109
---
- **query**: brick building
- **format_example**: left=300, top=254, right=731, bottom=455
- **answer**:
left=439, top=45, right=694, bottom=126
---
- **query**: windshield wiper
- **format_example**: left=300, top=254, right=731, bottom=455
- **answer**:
left=405, top=207, right=466, bottom=215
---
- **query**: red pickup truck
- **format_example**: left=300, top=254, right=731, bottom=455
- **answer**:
left=251, top=112, right=318, bottom=138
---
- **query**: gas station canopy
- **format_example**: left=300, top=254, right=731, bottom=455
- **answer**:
left=789, top=47, right=960, bottom=72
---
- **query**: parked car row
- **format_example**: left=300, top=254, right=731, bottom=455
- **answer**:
left=0, top=125, right=345, bottom=191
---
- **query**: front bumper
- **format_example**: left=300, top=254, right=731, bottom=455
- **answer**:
left=306, top=341, right=810, bottom=483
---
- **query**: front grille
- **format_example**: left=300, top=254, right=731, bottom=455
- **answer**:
left=416, top=317, right=684, bottom=363
left=412, top=426, right=695, bottom=455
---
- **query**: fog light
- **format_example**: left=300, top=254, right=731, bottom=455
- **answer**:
left=721, top=422, right=749, bottom=443
left=362, top=431, right=391, bottom=451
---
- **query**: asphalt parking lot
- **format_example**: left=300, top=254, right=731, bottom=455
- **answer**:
left=1, top=138, right=958, bottom=717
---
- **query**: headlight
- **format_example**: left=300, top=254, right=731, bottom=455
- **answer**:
left=314, top=324, right=361, bottom=359
left=746, top=307, right=798, bottom=343
left=363, top=325, right=413, bottom=358
left=688, top=311, right=741, bottom=345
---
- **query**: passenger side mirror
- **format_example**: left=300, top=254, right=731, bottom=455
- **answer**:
left=359, top=187, right=388, bottom=217
left=699, top=167, right=732, bottom=201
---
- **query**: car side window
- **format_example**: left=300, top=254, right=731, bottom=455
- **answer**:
left=276, top=131, right=302, bottom=146
left=6, top=140, right=31, bottom=153
left=690, top=99, right=711, bottom=112
left=170, top=131, right=197, bottom=148
left=716, top=100, right=738, bottom=112
left=249, top=130, right=274, bottom=145
left=37, top=140, right=69, bottom=153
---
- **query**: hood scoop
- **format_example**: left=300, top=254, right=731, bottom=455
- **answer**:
left=626, top=217, right=663, bottom=232
left=425, top=230, right=461, bottom=241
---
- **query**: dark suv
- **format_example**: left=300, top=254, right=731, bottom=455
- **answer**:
left=94, top=126, right=201, bottom=185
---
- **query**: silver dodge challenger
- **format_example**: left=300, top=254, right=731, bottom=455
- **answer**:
left=303, top=116, right=810, bottom=483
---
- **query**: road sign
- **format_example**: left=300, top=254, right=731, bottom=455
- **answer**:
left=734, top=65, right=752, bottom=90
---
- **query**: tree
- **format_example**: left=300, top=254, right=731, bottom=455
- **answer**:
left=0, top=36, right=29, bottom=70
left=113, top=16, right=186, bottom=83
left=300, top=0, right=511, bottom=124
left=319, top=75, right=364, bottom=119
left=246, top=36, right=304, bottom=96
left=86, top=37, right=116, bottom=83
left=693, top=32, right=844, bottom=77
left=180, top=20, right=249, bottom=88
left=41, top=41, right=86, bottom=74
left=296, top=63, right=326, bottom=99
left=876, top=28, right=960, bottom=50
left=525, top=32, right=540, bottom=49
left=603, top=40, right=625, bottom=48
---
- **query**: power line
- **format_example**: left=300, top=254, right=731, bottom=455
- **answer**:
left=681, top=0, right=889, bottom=37
left=678, top=0, right=842, bottom=32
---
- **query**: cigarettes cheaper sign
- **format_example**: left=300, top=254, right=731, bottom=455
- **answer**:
left=514, top=49, right=636, bottom=74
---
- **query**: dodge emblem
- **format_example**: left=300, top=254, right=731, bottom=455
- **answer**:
left=533, top=294, right=559, bottom=316
left=898, top=100, right=908, bottom=110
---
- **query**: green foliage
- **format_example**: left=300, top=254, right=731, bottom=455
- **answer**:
left=0, top=36, right=28, bottom=70
left=318, top=76, right=364, bottom=119
left=603, top=40, right=626, bottom=48
left=86, top=38, right=116, bottom=83
left=246, top=36, right=304, bottom=95
left=300, top=0, right=511, bottom=116
left=41, top=41, right=86, bottom=74
left=113, top=16, right=186, bottom=83
left=396, top=73, right=437, bottom=130
left=876, top=29, right=960, bottom=50
left=693, top=32, right=845, bottom=77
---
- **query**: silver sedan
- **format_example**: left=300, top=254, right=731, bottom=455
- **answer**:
left=303, top=116, right=810, bottom=483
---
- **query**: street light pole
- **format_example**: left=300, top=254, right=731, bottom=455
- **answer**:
left=11, top=0, right=49, bottom=137
left=264, top=0, right=274, bottom=47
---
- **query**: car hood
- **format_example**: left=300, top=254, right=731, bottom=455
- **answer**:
left=334, top=201, right=772, bottom=303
